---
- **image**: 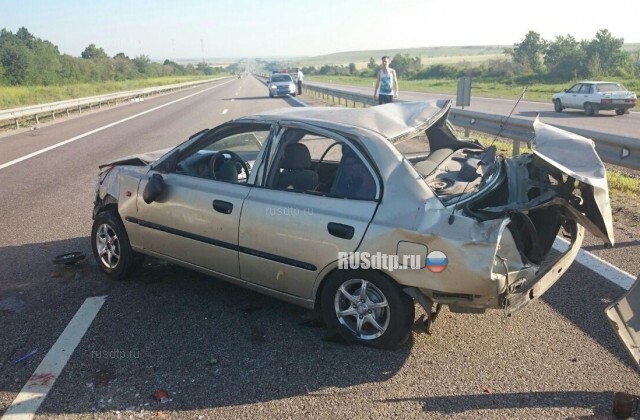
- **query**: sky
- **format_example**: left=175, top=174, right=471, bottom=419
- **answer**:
left=2, top=0, right=640, bottom=60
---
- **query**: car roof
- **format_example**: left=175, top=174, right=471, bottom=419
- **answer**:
left=577, top=81, right=622, bottom=84
left=235, top=100, right=451, bottom=142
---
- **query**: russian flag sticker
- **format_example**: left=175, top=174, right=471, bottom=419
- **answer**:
left=426, top=251, right=448, bottom=273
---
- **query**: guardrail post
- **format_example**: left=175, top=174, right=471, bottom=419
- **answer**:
left=15, top=119, right=19, bottom=129
left=78, top=106, right=81, bottom=114
left=66, top=109, right=70, bottom=117
left=513, top=140, right=521, bottom=156
left=52, top=112, right=55, bottom=120
left=35, top=114, right=39, bottom=125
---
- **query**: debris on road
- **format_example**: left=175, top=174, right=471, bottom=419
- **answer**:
left=52, top=251, right=86, bottom=266
left=153, top=389, right=170, bottom=403
left=14, top=349, right=38, bottom=364
left=613, top=391, right=639, bottom=419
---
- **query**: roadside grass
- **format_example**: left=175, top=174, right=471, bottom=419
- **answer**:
left=0, top=75, right=229, bottom=109
left=307, top=75, right=639, bottom=102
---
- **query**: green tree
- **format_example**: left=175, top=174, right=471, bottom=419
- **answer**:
left=544, top=35, right=584, bottom=80
left=390, top=53, right=421, bottom=77
left=348, top=62, right=356, bottom=75
left=0, top=39, right=30, bottom=85
left=583, top=29, right=628, bottom=77
left=510, top=31, right=546, bottom=73
left=81, top=43, right=108, bottom=60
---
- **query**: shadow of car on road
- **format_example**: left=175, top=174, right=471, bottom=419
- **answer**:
left=2, top=251, right=412, bottom=415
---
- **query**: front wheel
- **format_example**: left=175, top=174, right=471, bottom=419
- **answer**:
left=91, top=211, right=143, bottom=280
left=321, top=270, right=415, bottom=349
left=553, top=99, right=563, bottom=112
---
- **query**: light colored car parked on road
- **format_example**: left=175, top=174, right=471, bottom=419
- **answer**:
left=552, top=81, right=636, bottom=116
left=267, top=73, right=296, bottom=98
left=92, top=100, right=614, bottom=349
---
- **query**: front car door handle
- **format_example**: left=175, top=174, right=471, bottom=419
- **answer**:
left=327, top=222, right=354, bottom=239
left=213, top=200, right=233, bottom=214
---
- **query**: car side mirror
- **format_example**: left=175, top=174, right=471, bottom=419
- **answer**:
left=143, top=173, right=165, bottom=204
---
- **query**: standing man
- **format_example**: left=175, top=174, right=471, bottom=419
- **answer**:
left=296, top=67, right=304, bottom=95
left=373, top=56, right=398, bottom=105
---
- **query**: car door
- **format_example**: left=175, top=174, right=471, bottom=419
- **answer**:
left=134, top=125, right=269, bottom=278
left=238, top=123, right=380, bottom=299
left=564, top=83, right=582, bottom=108
left=577, top=83, right=594, bottom=108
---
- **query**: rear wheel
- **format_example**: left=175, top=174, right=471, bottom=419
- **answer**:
left=615, top=108, right=626, bottom=116
left=553, top=99, right=563, bottom=112
left=584, top=102, right=596, bottom=116
left=91, top=211, right=143, bottom=280
left=321, top=270, right=415, bottom=349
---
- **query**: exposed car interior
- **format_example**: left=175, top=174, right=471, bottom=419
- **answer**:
left=269, top=129, right=377, bottom=200
left=399, top=118, right=494, bottom=200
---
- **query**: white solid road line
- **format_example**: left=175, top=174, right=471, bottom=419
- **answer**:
left=0, top=81, right=233, bottom=172
left=553, top=237, right=636, bottom=290
left=2, top=296, right=107, bottom=420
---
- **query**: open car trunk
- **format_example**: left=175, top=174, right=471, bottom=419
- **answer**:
left=405, top=104, right=614, bottom=313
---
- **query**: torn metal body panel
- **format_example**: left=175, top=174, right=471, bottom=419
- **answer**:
left=607, top=276, right=640, bottom=369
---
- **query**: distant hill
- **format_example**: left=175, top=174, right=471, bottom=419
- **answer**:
left=200, top=43, right=640, bottom=68
left=296, top=46, right=509, bottom=68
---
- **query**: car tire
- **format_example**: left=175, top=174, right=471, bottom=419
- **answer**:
left=91, top=210, right=143, bottom=280
left=553, top=99, right=563, bottom=112
left=292, top=93, right=297, bottom=97
left=584, top=102, right=596, bottom=116
left=269, top=94, right=274, bottom=98
left=615, top=109, right=626, bottom=116
left=321, top=270, right=415, bottom=349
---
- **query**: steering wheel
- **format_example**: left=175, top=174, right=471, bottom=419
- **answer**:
left=209, top=150, right=250, bottom=181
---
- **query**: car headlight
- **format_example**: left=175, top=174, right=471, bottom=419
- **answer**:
left=270, top=84, right=276, bottom=90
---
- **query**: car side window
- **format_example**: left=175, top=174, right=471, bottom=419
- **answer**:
left=568, top=84, right=581, bottom=93
left=175, top=128, right=269, bottom=184
left=579, top=84, right=592, bottom=94
left=264, top=128, right=377, bottom=201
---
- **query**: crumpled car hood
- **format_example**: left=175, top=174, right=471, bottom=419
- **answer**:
left=98, top=148, right=172, bottom=169
left=531, top=117, right=614, bottom=245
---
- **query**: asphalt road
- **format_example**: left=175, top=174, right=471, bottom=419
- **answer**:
left=0, top=75, right=638, bottom=419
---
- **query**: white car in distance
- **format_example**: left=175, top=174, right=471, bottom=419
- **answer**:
left=552, top=81, right=636, bottom=116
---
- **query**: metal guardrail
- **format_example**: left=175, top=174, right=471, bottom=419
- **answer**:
left=296, top=81, right=639, bottom=171
left=0, top=77, right=232, bottom=128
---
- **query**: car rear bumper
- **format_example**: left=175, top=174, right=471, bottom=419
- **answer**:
left=597, top=103, right=636, bottom=111
left=503, top=223, right=584, bottom=314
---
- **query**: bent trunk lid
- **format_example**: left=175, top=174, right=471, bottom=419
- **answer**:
left=531, top=118, right=614, bottom=245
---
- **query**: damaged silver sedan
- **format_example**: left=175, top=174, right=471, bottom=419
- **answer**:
left=91, top=100, right=613, bottom=349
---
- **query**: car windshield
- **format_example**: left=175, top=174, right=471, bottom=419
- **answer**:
left=271, top=74, right=291, bottom=82
left=596, top=83, right=626, bottom=92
